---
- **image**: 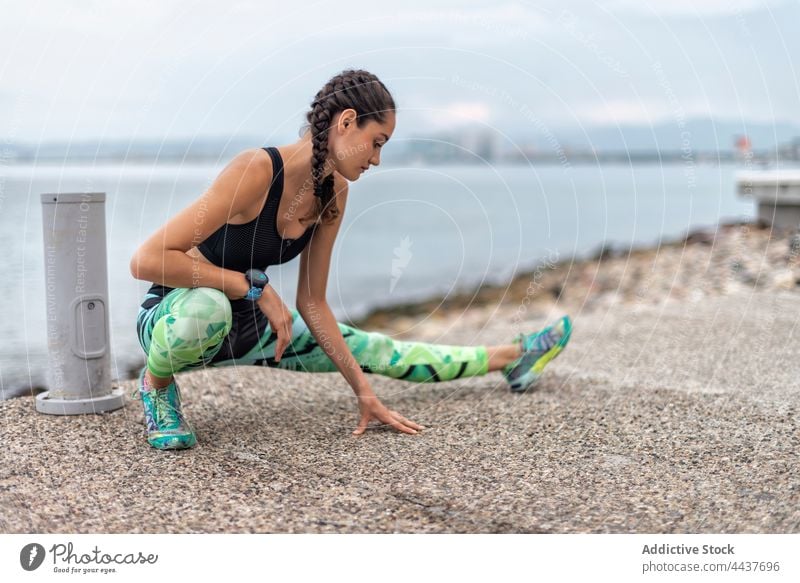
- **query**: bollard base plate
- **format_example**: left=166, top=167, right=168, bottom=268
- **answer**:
left=35, top=387, right=126, bottom=415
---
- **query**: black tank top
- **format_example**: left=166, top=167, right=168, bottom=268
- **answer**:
left=141, top=146, right=317, bottom=310
left=196, top=146, right=317, bottom=271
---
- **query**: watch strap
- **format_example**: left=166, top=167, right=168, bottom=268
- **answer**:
left=244, top=287, right=263, bottom=301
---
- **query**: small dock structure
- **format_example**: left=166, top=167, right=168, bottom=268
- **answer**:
left=737, top=170, right=800, bottom=230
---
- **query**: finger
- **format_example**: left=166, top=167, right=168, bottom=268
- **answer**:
left=382, top=414, right=417, bottom=435
left=389, top=410, right=425, bottom=430
left=398, top=416, right=425, bottom=431
left=352, top=414, right=370, bottom=436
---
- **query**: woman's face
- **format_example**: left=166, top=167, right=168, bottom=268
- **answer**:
left=330, top=108, right=396, bottom=181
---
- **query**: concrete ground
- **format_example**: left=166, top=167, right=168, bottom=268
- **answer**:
left=0, top=289, right=798, bottom=533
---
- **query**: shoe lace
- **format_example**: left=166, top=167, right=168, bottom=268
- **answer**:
left=526, top=325, right=561, bottom=354
left=151, top=386, right=180, bottom=427
left=130, top=380, right=183, bottom=428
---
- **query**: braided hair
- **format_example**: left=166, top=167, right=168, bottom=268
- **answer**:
left=300, top=69, right=396, bottom=225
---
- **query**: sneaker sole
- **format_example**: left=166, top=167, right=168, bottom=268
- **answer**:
left=148, top=433, right=197, bottom=450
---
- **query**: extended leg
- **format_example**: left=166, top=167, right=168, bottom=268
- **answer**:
left=486, top=343, right=524, bottom=371
left=235, top=309, right=493, bottom=382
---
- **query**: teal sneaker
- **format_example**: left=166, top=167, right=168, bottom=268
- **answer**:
left=130, top=367, right=197, bottom=450
left=503, top=315, right=572, bottom=393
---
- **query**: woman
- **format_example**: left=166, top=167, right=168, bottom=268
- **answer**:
left=130, top=69, right=572, bottom=450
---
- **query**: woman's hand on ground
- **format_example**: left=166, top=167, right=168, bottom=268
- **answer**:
left=352, top=392, right=425, bottom=436
left=257, top=286, right=293, bottom=362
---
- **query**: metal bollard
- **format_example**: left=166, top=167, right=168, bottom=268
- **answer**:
left=37, top=192, right=124, bottom=414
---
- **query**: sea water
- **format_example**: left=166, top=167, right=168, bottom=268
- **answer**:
left=0, top=160, right=753, bottom=395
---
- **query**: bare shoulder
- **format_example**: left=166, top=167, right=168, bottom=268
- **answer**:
left=211, top=147, right=274, bottom=204
left=130, top=147, right=276, bottom=269
left=226, top=147, right=273, bottom=184
left=217, top=147, right=274, bottom=222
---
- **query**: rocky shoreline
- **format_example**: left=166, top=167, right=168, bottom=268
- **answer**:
left=351, top=218, right=800, bottom=337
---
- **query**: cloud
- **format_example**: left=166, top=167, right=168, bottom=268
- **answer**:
left=0, top=0, right=797, bottom=141
left=577, top=99, right=680, bottom=125
left=609, top=0, right=786, bottom=17
left=419, top=101, right=493, bottom=129
left=397, top=3, right=544, bottom=41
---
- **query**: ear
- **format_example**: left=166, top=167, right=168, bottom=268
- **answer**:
left=336, top=108, right=358, bottom=134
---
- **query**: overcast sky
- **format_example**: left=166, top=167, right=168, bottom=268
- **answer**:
left=1, top=0, right=797, bottom=144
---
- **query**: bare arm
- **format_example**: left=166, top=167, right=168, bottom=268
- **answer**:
left=129, top=148, right=272, bottom=300
left=296, top=176, right=422, bottom=436
left=296, top=178, right=371, bottom=394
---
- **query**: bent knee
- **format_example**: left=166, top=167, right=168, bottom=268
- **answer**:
left=168, top=287, right=233, bottom=340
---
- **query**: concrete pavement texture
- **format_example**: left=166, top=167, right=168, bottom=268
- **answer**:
left=1, top=289, right=798, bottom=533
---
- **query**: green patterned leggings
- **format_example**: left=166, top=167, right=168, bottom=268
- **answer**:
left=136, top=287, right=489, bottom=382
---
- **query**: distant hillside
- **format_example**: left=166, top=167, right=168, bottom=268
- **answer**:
left=4, top=118, right=798, bottom=163
left=5, top=136, right=265, bottom=163
left=526, top=118, right=800, bottom=152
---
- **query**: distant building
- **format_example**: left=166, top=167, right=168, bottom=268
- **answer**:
left=735, top=134, right=752, bottom=162
left=458, top=128, right=500, bottom=163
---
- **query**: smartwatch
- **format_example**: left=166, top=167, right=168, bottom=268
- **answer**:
left=243, top=268, right=269, bottom=301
